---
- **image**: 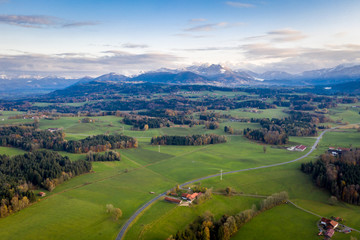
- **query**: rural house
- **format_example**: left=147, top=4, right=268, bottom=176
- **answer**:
left=164, top=197, right=182, bottom=204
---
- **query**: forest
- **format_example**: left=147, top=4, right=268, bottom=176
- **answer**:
left=64, top=134, right=138, bottom=153
left=243, top=127, right=288, bottom=145
left=0, top=150, right=91, bottom=218
left=301, top=149, right=360, bottom=205
left=151, top=134, right=227, bottom=146
left=169, top=192, right=288, bottom=240
left=243, top=111, right=321, bottom=145
left=0, top=125, right=137, bottom=153
left=0, top=125, right=64, bottom=151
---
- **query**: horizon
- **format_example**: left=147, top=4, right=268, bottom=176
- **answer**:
left=1, top=0, right=360, bottom=77
left=1, top=62, right=360, bottom=80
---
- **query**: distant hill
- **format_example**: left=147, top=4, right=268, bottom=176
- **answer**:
left=151, top=64, right=257, bottom=86
left=2, top=63, right=360, bottom=99
left=314, top=79, right=360, bottom=94
left=0, top=76, right=89, bottom=98
left=131, top=71, right=213, bottom=85
left=93, top=73, right=128, bottom=82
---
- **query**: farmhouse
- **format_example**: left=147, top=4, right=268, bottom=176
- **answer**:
left=180, top=192, right=202, bottom=202
left=48, top=128, right=60, bottom=133
left=320, top=218, right=338, bottom=229
left=328, top=147, right=350, bottom=156
left=38, top=192, right=46, bottom=197
left=287, top=145, right=307, bottom=151
left=164, top=197, right=182, bottom=204
left=294, top=145, right=307, bottom=151
left=325, top=228, right=335, bottom=238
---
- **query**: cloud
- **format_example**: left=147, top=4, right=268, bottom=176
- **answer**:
left=0, top=51, right=181, bottom=77
left=333, top=32, right=347, bottom=38
left=173, top=33, right=208, bottom=38
left=239, top=43, right=360, bottom=73
left=0, top=15, right=98, bottom=28
left=62, top=21, right=99, bottom=28
left=185, top=22, right=228, bottom=32
left=241, top=43, right=299, bottom=58
left=175, top=46, right=239, bottom=52
left=243, top=28, right=307, bottom=42
left=267, top=29, right=307, bottom=42
left=189, top=18, right=207, bottom=23
left=226, top=1, right=255, bottom=8
left=121, top=43, right=149, bottom=49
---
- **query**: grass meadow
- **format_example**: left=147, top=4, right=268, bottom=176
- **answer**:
left=0, top=104, right=359, bottom=240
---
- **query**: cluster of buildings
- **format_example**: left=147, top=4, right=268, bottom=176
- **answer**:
left=47, top=128, right=62, bottom=133
left=164, top=192, right=202, bottom=206
left=287, top=145, right=307, bottom=152
left=181, top=192, right=201, bottom=202
left=328, top=147, right=351, bottom=156
left=319, top=218, right=338, bottom=239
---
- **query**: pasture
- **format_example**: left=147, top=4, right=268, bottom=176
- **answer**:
left=0, top=103, right=359, bottom=240
left=125, top=129, right=360, bottom=240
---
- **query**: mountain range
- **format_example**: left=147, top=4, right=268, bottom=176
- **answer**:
left=1, top=63, right=360, bottom=98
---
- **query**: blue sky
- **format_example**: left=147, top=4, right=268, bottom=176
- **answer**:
left=1, top=0, right=360, bottom=77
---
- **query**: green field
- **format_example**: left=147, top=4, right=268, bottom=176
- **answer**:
left=214, top=107, right=290, bottom=119
left=0, top=103, right=359, bottom=240
left=126, top=195, right=262, bottom=240
left=126, top=129, right=360, bottom=240
left=0, top=146, right=26, bottom=156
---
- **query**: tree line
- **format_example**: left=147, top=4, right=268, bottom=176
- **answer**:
left=168, top=191, right=288, bottom=240
left=123, top=115, right=170, bottom=129
left=243, top=127, right=288, bottom=145
left=301, top=149, right=360, bottom=205
left=151, top=134, right=227, bottom=146
left=243, top=111, right=323, bottom=145
left=86, top=150, right=121, bottom=161
left=63, top=134, right=137, bottom=153
left=0, top=150, right=91, bottom=218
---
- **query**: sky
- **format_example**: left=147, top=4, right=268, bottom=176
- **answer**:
left=1, top=0, right=360, bottom=77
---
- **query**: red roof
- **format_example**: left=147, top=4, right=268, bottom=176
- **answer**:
left=338, top=147, right=350, bottom=151
left=326, top=228, right=335, bottom=237
left=188, top=193, right=199, bottom=200
left=296, top=145, right=307, bottom=150
left=164, top=197, right=181, bottom=203
left=329, top=220, right=338, bottom=228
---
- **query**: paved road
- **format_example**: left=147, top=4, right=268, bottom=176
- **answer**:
left=116, top=127, right=335, bottom=240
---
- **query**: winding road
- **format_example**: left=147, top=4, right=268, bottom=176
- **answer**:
left=116, top=127, right=335, bottom=240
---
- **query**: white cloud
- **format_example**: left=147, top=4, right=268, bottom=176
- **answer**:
left=226, top=1, right=255, bottom=8
left=267, top=29, right=307, bottom=42
left=243, top=28, right=307, bottom=42
left=239, top=43, right=360, bottom=73
left=184, top=22, right=228, bottom=32
left=0, top=15, right=98, bottom=28
left=121, top=43, right=149, bottom=49
left=241, top=43, right=299, bottom=59
left=0, top=51, right=181, bottom=77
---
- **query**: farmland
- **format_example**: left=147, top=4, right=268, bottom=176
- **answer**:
left=0, top=88, right=359, bottom=240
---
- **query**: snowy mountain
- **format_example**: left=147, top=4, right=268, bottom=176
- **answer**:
left=93, top=73, right=128, bottom=82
